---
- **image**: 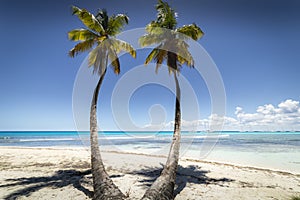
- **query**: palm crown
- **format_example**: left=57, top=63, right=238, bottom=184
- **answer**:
left=139, top=0, right=204, bottom=73
left=68, top=6, right=136, bottom=75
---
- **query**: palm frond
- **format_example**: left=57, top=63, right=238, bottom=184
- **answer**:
left=68, top=29, right=98, bottom=41
left=107, top=46, right=120, bottom=74
left=144, top=44, right=167, bottom=73
left=110, top=38, right=136, bottom=58
left=140, top=0, right=202, bottom=75
left=176, top=40, right=194, bottom=67
left=88, top=44, right=107, bottom=75
left=176, top=23, right=204, bottom=41
left=72, top=6, right=105, bottom=34
left=95, top=9, right=109, bottom=30
left=69, top=39, right=96, bottom=57
left=107, top=14, right=129, bottom=36
left=155, top=48, right=167, bottom=73
left=69, top=7, right=136, bottom=76
left=155, top=0, right=177, bottom=29
left=145, top=21, right=162, bottom=34
left=88, top=45, right=99, bottom=67
left=145, top=48, right=159, bottom=65
left=96, top=35, right=108, bottom=44
left=139, top=33, right=165, bottom=47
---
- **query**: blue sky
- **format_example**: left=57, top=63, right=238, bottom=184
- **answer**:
left=0, top=0, right=299, bottom=131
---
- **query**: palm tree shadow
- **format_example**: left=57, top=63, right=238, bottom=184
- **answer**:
left=130, top=164, right=234, bottom=197
left=1, top=165, right=234, bottom=199
left=0, top=169, right=93, bottom=200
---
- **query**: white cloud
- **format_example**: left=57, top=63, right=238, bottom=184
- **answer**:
left=235, top=106, right=243, bottom=115
left=141, top=99, right=300, bottom=131
left=233, top=99, right=300, bottom=131
left=191, top=99, right=299, bottom=131
left=278, top=99, right=299, bottom=113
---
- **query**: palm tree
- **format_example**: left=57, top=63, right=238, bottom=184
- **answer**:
left=68, top=6, right=136, bottom=200
left=139, top=1, right=203, bottom=199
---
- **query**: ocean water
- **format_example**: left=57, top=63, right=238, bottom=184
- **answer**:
left=0, top=131, right=299, bottom=173
left=0, top=131, right=299, bottom=149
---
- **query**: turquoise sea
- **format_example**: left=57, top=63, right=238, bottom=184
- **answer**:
left=1, top=131, right=299, bottom=173
left=0, top=131, right=299, bottom=148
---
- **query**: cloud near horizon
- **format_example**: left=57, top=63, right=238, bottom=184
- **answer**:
left=233, top=99, right=300, bottom=131
left=144, top=99, right=300, bottom=131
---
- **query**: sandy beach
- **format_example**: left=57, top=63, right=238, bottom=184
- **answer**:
left=0, top=146, right=299, bottom=200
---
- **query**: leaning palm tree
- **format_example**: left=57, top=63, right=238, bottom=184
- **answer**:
left=139, top=0, right=203, bottom=199
left=68, top=6, right=136, bottom=200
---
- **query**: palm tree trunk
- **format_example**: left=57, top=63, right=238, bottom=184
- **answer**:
left=141, top=73, right=181, bottom=200
left=90, top=68, right=126, bottom=200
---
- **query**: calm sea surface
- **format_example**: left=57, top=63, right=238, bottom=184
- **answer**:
left=0, top=131, right=299, bottom=148
left=1, top=131, right=299, bottom=173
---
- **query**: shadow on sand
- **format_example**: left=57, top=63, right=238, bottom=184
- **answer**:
left=1, top=164, right=234, bottom=199
left=129, top=164, right=235, bottom=197
left=0, top=169, right=93, bottom=200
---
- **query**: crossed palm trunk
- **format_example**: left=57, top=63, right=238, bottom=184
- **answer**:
left=68, top=6, right=136, bottom=199
left=141, top=73, right=181, bottom=200
left=89, top=72, right=181, bottom=200
left=90, top=69, right=126, bottom=200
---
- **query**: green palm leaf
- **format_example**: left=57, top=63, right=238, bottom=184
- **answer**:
left=155, top=0, right=177, bottom=29
left=68, top=29, right=99, bottom=41
left=107, top=46, right=121, bottom=74
left=69, top=6, right=136, bottom=75
left=88, top=44, right=107, bottom=75
left=145, top=48, right=159, bottom=65
left=69, top=39, right=96, bottom=57
left=144, top=44, right=167, bottom=73
left=155, top=48, right=167, bottom=73
left=72, top=6, right=105, bottom=34
left=145, top=21, right=163, bottom=34
left=139, top=33, right=165, bottom=47
left=110, top=38, right=136, bottom=58
left=107, top=14, right=129, bottom=36
left=176, top=23, right=204, bottom=40
left=95, top=9, right=109, bottom=29
left=176, top=40, right=194, bottom=67
left=140, top=0, right=203, bottom=75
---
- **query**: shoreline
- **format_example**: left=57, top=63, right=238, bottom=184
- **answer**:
left=1, top=146, right=299, bottom=176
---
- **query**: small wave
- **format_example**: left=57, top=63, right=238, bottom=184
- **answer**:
left=287, top=139, right=300, bottom=142
left=13, top=134, right=230, bottom=142
left=19, top=138, right=77, bottom=142
left=93, top=134, right=230, bottom=140
left=183, top=134, right=230, bottom=139
left=98, top=135, right=156, bottom=140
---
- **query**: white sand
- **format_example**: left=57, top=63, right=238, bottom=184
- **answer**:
left=0, top=146, right=299, bottom=200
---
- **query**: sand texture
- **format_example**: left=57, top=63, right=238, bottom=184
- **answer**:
left=0, top=147, right=299, bottom=200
